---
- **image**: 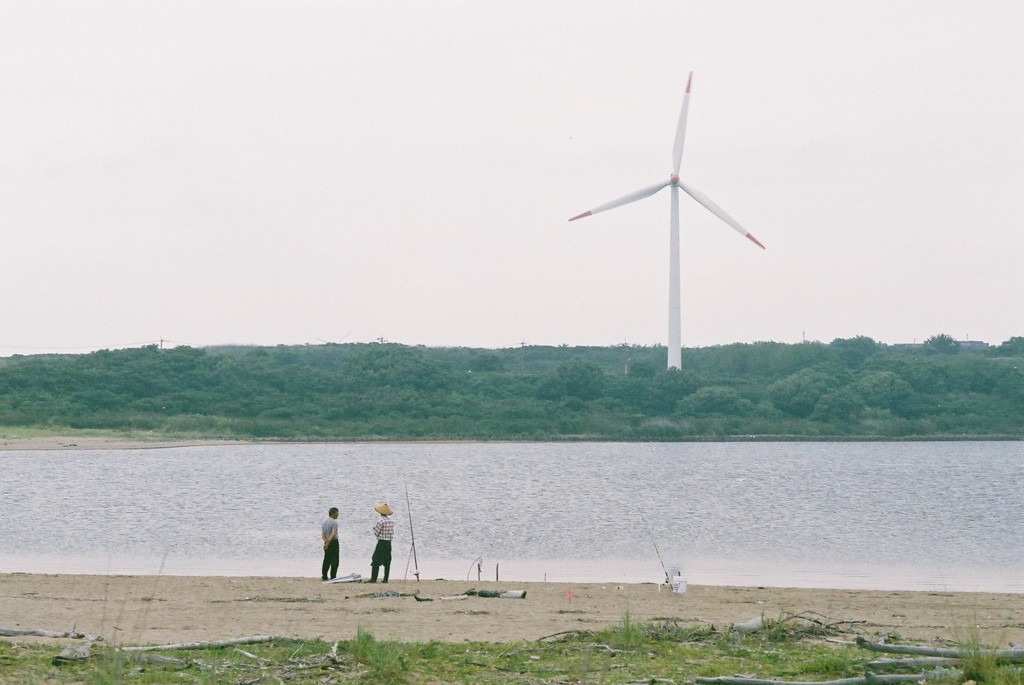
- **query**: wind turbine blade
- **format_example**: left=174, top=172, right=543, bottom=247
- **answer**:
left=679, top=181, right=766, bottom=249
left=671, top=72, right=693, bottom=175
left=569, top=180, right=671, bottom=221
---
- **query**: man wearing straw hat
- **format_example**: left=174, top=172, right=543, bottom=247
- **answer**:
left=368, top=502, right=394, bottom=583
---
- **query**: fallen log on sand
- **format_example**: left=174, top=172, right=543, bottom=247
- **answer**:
left=865, top=657, right=961, bottom=670
left=0, top=626, right=94, bottom=640
left=855, top=636, right=1024, bottom=663
left=120, top=635, right=277, bottom=652
left=695, top=672, right=960, bottom=685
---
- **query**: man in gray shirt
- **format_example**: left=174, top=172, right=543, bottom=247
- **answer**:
left=321, top=507, right=339, bottom=581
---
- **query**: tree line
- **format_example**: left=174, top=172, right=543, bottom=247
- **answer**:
left=0, top=334, right=1021, bottom=441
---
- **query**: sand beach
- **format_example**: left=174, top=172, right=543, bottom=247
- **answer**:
left=2, top=574, right=1021, bottom=647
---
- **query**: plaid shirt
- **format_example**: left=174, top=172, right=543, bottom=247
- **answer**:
left=373, top=516, right=394, bottom=541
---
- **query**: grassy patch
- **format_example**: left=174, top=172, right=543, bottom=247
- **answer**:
left=953, top=626, right=1021, bottom=685
left=3, top=617, right=1022, bottom=684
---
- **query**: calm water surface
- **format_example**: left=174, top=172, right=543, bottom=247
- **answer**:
left=2, top=441, right=1021, bottom=592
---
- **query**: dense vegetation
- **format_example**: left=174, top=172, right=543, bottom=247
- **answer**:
left=0, top=334, right=1022, bottom=441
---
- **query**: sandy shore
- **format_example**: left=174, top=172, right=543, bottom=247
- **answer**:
left=2, top=574, right=1021, bottom=647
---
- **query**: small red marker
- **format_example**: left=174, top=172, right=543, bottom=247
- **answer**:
left=565, top=587, right=574, bottom=601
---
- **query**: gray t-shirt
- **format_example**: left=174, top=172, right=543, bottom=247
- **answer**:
left=322, top=517, right=338, bottom=542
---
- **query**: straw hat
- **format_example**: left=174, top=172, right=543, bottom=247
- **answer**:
left=374, top=503, right=393, bottom=516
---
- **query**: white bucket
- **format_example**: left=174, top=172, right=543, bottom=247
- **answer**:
left=670, top=574, right=687, bottom=594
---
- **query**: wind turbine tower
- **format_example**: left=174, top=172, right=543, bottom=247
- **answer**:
left=570, top=73, right=765, bottom=370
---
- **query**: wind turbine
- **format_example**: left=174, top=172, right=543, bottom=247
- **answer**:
left=569, top=72, right=765, bottom=370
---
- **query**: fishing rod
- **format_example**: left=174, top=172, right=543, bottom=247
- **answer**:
left=639, top=510, right=670, bottom=584
left=404, top=481, right=420, bottom=581
left=467, top=556, right=483, bottom=581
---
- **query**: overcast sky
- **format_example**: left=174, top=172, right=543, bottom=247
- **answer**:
left=2, top=1, right=1022, bottom=357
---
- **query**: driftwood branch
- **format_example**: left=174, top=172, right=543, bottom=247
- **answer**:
left=131, top=653, right=189, bottom=667
left=695, top=671, right=960, bottom=685
left=52, top=643, right=188, bottom=667
left=592, top=643, right=622, bottom=654
left=327, top=640, right=341, bottom=663
left=856, top=637, right=1024, bottom=663
left=0, top=626, right=94, bottom=640
left=535, top=629, right=594, bottom=642
left=232, top=646, right=267, bottom=662
left=780, top=611, right=867, bottom=633
left=120, top=635, right=276, bottom=652
left=866, top=657, right=961, bottom=670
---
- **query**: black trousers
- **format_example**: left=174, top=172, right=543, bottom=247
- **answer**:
left=370, top=539, right=392, bottom=582
left=322, top=539, right=339, bottom=580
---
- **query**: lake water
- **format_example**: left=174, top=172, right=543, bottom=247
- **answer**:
left=2, top=441, right=1021, bottom=592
